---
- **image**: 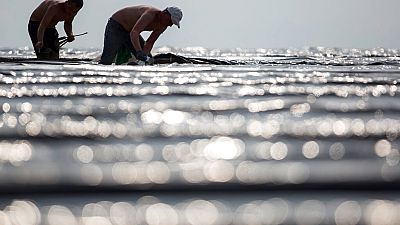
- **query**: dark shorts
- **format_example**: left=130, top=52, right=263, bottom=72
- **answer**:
left=99, top=18, right=145, bottom=65
left=28, top=20, right=59, bottom=58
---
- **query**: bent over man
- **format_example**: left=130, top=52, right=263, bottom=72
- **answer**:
left=28, top=0, right=83, bottom=60
left=99, top=5, right=183, bottom=65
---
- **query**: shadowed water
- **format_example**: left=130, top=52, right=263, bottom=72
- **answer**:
left=1, top=46, right=400, bottom=225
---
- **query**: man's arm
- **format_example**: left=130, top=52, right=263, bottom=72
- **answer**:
left=64, top=18, right=75, bottom=42
left=142, top=28, right=166, bottom=54
left=130, top=12, right=155, bottom=52
left=36, top=5, right=58, bottom=49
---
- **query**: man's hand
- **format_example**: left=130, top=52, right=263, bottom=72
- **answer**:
left=146, top=57, right=154, bottom=65
left=35, top=41, right=44, bottom=50
left=136, top=51, right=148, bottom=61
left=136, top=51, right=154, bottom=65
left=67, top=35, right=75, bottom=42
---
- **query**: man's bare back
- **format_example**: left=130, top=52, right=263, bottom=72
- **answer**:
left=111, top=6, right=163, bottom=32
left=30, top=0, right=77, bottom=27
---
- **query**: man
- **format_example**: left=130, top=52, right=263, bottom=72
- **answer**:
left=99, top=5, right=183, bottom=65
left=28, top=0, right=84, bottom=60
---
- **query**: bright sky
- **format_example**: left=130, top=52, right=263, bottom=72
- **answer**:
left=1, top=0, right=400, bottom=49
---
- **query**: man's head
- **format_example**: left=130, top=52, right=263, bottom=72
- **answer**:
left=65, top=0, right=83, bottom=13
left=165, top=7, right=183, bottom=28
left=69, top=0, right=84, bottom=8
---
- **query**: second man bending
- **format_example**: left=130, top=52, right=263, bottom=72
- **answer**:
left=99, top=5, right=183, bottom=65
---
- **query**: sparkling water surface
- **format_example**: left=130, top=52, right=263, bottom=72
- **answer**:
left=1, top=47, right=400, bottom=225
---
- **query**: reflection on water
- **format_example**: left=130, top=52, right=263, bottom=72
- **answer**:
left=2, top=197, right=400, bottom=225
left=1, top=47, right=400, bottom=224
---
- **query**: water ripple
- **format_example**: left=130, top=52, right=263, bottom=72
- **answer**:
left=1, top=47, right=400, bottom=224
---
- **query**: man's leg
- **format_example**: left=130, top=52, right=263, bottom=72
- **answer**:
left=99, top=19, right=122, bottom=65
left=28, top=21, right=40, bottom=57
left=115, top=33, right=145, bottom=65
left=28, top=20, right=59, bottom=60
left=124, top=34, right=145, bottom=57
left=42, top=27, right=59, bottom=60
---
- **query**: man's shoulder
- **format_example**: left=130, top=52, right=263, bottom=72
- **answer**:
left=45, top=0, right=64, bottom=11
left=47, top=0, right=63, bottom=6
left=141, top=5, right=162, bottom=13
left=138, top=7, right=160, bottom=20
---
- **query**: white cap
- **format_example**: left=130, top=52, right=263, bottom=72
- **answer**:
left=166, top=7, right=183, bottom=28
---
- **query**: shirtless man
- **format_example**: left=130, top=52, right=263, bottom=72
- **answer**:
left=99, top=5, right=183, bottom=65
left=28, top=0, right=84, bottom=60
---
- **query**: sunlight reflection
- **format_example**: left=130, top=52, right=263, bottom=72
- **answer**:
left=334, top=201, right=362, bottom=225
left=375, top=139, right=392, bottom=157
left=1, top=196, right=400, bottom=225
left=4, top=201, right=41, bottom=225
left=329, top=143, right=346, bottom=160
left=1, top=47, right=400, bottom=225
left=0, top=140, right=32, bottom=165
left=81, top=164, right=103, bottom=186
left=185, top=200, right=219, bottom=225
left=47, top=205, right=77, bottom=225
left=146, top=203, right=178, bottom=225
left=270, top=142, right=288, bottom=160
left=203, top=137, right=244, bottom=160
left=302, top=141, right=320, bottom=159
left=295, top=200, right=326, bottom=225
left=204, top=160, right=235, bottom=182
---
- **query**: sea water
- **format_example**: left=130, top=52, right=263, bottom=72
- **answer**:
left=0, top=46, right=400, bottom=224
